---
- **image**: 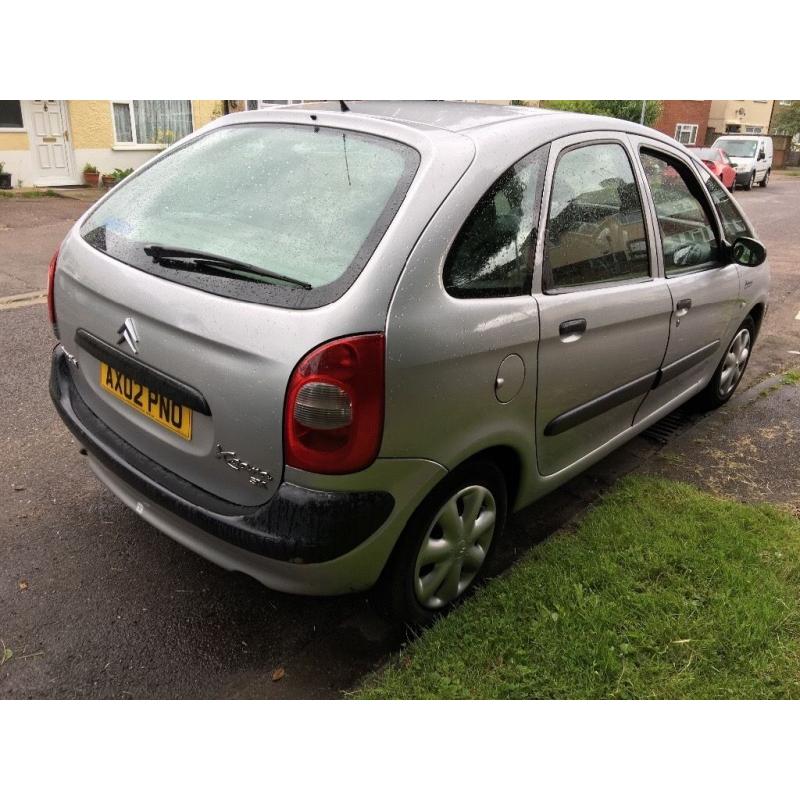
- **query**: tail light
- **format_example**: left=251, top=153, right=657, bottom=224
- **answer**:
left=284, top=334, right=385, bottom=474
left=47, top=246, right=60, bottom=338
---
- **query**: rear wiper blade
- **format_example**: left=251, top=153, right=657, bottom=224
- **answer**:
left=143, top=245, right=312, bottom=290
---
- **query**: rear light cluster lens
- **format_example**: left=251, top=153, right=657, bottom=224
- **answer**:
left=284, top=334, right=385, bottom=474
left=47, top=246, right=60, bottom=337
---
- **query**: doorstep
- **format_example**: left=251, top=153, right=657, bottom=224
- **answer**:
left=50, top=187, right=107, bottom=202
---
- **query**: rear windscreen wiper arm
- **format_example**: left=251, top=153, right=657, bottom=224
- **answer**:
left=143, top=245, right=312, bottom=290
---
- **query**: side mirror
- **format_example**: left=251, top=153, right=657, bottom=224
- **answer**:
left=758, top=152, right=765, bottom=161
left=731, top=236, right=767, bottom=267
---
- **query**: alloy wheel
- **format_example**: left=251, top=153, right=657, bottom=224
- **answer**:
left=719, top=328, right=751, bottom=396
left=413, top=484, right=497, bottom=610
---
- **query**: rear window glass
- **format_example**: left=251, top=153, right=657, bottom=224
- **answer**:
left=80, top=124, right=419, bottom=307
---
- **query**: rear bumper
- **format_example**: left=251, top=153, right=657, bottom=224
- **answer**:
left=50, top=345, right=442, bottom=594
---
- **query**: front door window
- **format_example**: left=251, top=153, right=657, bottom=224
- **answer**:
left=639, top=149, right=720, bottom=275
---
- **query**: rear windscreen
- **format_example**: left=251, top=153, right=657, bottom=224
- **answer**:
left=80, top=123, right=419, bottom=307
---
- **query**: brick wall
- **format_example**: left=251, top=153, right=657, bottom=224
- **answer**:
left=652, top=101, right=712, bottom=146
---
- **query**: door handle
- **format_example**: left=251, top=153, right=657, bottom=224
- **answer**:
left=676, top=298, right=692, bottom=315
left=559, top=318, right=587, bottom=341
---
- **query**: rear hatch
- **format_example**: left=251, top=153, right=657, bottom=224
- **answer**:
left=53, top=119, right=423, bottom=507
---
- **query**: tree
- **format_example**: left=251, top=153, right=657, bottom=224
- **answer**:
left=541, top=100, right=663, bottom=127
left=771, top=101, right=800, bottom=138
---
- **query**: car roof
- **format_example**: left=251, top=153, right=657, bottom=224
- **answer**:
left=297, top=100, right=553, bottom=132
left=714, top=134, right=767, bottom=140
left=214, top=101, right=685, bottom=164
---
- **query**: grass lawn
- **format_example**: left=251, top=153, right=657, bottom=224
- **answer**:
left=356, top=477, right=800, bottom=699
left=0, top=189, right=59, bottom=199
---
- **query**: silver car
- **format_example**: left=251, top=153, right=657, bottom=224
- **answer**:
left=49, top=101, right=769, bottom=624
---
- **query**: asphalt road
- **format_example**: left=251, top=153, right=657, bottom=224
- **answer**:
left=0, top=196, right=92, bottom=297
left=2, top=177, right=799, bottom=698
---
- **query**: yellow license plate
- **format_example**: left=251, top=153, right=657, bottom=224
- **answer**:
left=99, top=362, right=192, bottom=440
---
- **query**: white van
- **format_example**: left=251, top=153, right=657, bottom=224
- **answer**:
left=713, top=135, right=773, bottom=190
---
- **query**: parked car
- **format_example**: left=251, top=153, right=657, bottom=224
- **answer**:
left=49, top=102, right=769, bottom=625
left=689, top=146, right=736, bottom=191
left=712, top=134, right=773, bottom=190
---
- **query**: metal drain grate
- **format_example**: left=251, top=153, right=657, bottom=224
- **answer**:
left=640, top=409, right=694, bottom=445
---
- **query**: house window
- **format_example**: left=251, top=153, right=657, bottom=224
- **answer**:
left=245, top=100, right=305, bottom=110
left=0, top=100, right=24, bottom=128
left=112, top=101, right=193, bottom=146
left=745, top=125, right=763, bottom=134
left=674, top=123, right=698, bottom=145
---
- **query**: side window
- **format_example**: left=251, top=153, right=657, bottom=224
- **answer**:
left=640, top=149, right=720, bottom=276
left=543, top=142, right=650, bottom=290
left=444, top=146, right=547, bottom=298
left=704, top=174, right=751, bottom=242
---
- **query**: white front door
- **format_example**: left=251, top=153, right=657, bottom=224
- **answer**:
left=27, top=100, right=76, bottom=186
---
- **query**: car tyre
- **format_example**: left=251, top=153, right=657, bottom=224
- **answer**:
left=372, top=460, right=507, bottom=628
left=760, top=169, right=770, bottom=187
left=745, top=171, right=755, bottom=190
left=694, top=316, right=755, bottom=411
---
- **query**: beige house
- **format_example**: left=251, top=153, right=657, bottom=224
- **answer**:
left=707, top=100, right=775, bottom=137
left=0, top=100, right=221, bottom=187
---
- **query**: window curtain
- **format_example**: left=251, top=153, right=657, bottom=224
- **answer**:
left=133, top=100, right=193, bottom=145
left=113, top=103, right=133, bottom=142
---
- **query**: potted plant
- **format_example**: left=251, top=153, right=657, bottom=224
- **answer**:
left=102, top=167, right=133, bottom=188
left=0, top=162, right=11, bottom=190
left=83, top=162, right=100, bottom=187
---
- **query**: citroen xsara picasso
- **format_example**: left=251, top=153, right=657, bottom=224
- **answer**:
left=49, top=102, right=769, bottom=624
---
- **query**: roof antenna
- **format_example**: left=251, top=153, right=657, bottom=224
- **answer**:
left=342, top=133, right=351, bottom=187
left=339, top=100, right=350, bottom=112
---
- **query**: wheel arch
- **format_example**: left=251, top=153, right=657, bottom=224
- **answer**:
left=747, top=302, right=766, bottom=340
left=458, top=444, right=524, bottom=512
left=377, top=442, right=526, bottom=581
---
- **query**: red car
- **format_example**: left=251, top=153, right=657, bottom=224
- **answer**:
left=690, top=147, right=736, bottom=191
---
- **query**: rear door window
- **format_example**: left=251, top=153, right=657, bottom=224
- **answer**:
left=80, top=124, right=419, bottom=308
left=543, top=142, right=651, bottom=291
